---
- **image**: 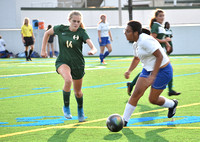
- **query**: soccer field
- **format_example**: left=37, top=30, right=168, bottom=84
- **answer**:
left=0, top=56, right=200, bottom=142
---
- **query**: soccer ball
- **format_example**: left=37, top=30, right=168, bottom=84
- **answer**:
left=106, top=114, right=124, bottom=132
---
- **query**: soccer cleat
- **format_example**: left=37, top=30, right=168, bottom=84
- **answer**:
left=168, top=99, right=178, bottom=118
left=26, top=57, right=29, bottom=61
left=78, top=107, right=85, bottom=122
left=100, top=59, right=107, bottom=65
left=101, top=61, right=107, bottom=65
left=124, top=120, right=128, bottom=127
left=63, top=106, right=72, bottom=119
left=28, top=57, right=32, bottom=61
left=127, top=82, right=133, bottom=96
left=168, top=90, right=181, bottom=96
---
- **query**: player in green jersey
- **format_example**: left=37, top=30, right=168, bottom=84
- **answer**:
left=41, top=11, right=97, bottom=122
left=150, top=9, right=180, bottom=96
left=164, top=22, right=173, bottom=55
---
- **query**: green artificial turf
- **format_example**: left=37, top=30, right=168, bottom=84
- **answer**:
left=0, top=56, right=200, bottom=142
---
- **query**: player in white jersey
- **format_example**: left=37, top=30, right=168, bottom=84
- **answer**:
left=0, top=35, right=9, bottom=58
left=123, top=21, right=178, bottom=126
left=97, top=14, right=113, bottom=64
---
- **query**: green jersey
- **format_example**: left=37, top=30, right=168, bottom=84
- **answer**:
left=165, top=28, right=173, bottom=38
left=151, top=22, right=166, bottom=47
left=165, top=28, right=173, bottom=47
left=54, top=25, right=90, bottom=69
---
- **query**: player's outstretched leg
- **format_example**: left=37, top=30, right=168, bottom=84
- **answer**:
left=123, top=77, right=149, bottom=126
left=76, top=95, right=84, bottom=122
left=149, top=88, right=178, bottom=118
left=99, top=53, right=104, bottom=64
left=103, top=51, right=110, bottom=59
left=167, top=99, right=178, bottom=118
left=123, top=103, right=136, bottom=126
left=168, top=78, right=181, bottom=96
left=127, top=72, right=140, bottom=96
left=63, top=90, right=72, bottom=119
left=102, top=44, right=112, bottom=64
left=73, top=78, right=85, bottom=122
left=57, top=64, right=73, bottom=119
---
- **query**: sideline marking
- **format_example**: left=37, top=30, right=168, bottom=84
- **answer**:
left=1, top=68, right=200, bottom=78
left=0, top=90, right=62, bottom=100
left=0, top=66, right=106, bottom=79
left=32, top=87, right=50, bottom=90
left=0, top=88, right=9, bottom=90
left=0, top=102, right=200, bottom=138
left=0, top=71, right=56, bottom=78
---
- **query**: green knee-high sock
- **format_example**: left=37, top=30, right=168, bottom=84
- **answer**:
left=63, top=90, right=71, bottom=107
left=75, top=95, right=83, bottom=108
left=168, top=78, right=173, bottom=92
left=130, top=72, right=140, bottom=87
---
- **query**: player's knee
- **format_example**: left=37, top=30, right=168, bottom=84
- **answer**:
left=108, top=48, right=112, bottom=53
left=169, top=48, right=173, bottom=54
left=64, top=78, right=72, bottom=86
left=75, top=91, right=83, bottom=98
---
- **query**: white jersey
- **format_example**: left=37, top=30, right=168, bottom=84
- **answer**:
left=132, top=42, right=137, bottom=56
left=0, top=39, right=6, bottom=52
left=134, top=33, right=169, bottom=71
left=97, top=22, right=110, bottom=37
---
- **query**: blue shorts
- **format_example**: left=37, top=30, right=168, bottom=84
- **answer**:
left=139, top=63, right=173, bottom=90
left=98, top=37, right=111, bottom=46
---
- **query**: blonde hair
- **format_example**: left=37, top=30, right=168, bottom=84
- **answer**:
left=23, top=17, right=30, bottom=25
left=68, top=11, right=84, bottom=29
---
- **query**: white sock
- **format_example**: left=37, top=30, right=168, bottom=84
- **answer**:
left=160, top=96, right=175, bottom=108
left=123, top=103, right=136, bottom=122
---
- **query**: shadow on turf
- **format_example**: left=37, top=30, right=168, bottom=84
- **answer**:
left=47, top=128, right=76, bottom=142
left=104, top=133, right=123, bottom=140
left=122, top=128, right=169, bottom=142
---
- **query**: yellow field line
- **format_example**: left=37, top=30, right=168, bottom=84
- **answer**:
left=0, top=102, right=200, bottom=139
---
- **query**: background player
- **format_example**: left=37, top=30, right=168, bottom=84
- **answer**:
left=46, top=25, right=56, bottom=58
left=150, top=9, right=181, bottom=96
left=165, top=21, right=173, bottom=55
left=97, top=14, right=113, bottom=64
left=21, top=17, right=35, bottom=61
left=41, top=11, right=97, bottom=122
left=0, top=35, right=10, bottom=58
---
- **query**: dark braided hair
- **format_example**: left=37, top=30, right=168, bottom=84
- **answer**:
left=128, top=21, right=150, bottom=35
left=128, top=20, right=142, bottom=34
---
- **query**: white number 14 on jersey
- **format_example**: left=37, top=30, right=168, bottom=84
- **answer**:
left=66, top=40, right=73, bottom=48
